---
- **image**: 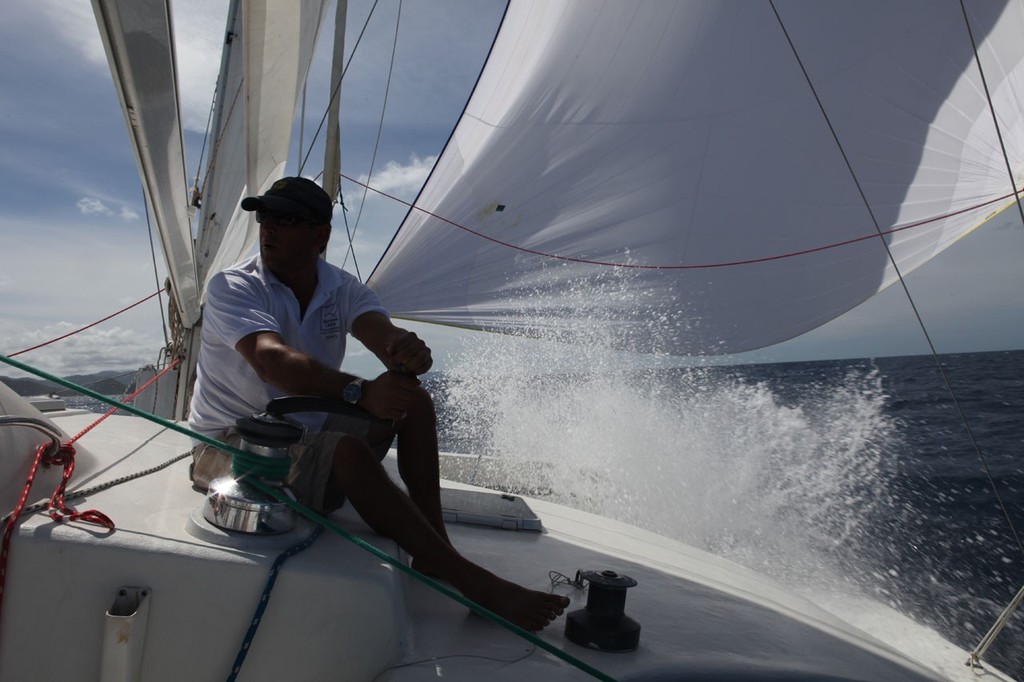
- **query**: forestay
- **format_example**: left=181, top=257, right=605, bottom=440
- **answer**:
left=368, top=0, right=1024, bottom=355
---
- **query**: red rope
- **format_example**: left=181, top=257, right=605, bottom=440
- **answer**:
left=0, top=357, right=181, bottom=635
left=0, top=442, right=69, bottom=618
left=343, top=172, right=1022, bottom=270
left=8, top=289, right=162, bottom=357
left=64, top=358, right=182, bottom=446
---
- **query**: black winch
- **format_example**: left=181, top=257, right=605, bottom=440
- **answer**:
left=564, top=569, right=641, bottom=652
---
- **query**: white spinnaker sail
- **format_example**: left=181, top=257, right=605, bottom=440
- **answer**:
left=93, top=0, right=200, bottom=326
left=368, top=0, right=1024, bottom=355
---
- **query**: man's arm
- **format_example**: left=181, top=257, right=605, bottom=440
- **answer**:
left=235, top=322, right=423, bottom=421
left=235, top=330, right=356, bottom=400
left=351, top=311, right=433, bottom=376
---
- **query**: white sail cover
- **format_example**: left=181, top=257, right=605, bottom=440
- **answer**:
left=368, top=0, right=1024, bottom=355
left=93, top=0, right=200, bottom=326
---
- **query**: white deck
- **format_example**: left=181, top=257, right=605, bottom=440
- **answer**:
left=0, top=392, right=1016, bottom=681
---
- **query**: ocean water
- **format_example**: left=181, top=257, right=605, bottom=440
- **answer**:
left=433, top=348, right=1024, bottom=679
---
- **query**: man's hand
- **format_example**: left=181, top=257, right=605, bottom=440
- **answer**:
left=385, top=330, right=433, bottom=376
left=351, top=313, right=434, bottom=377
left=360, top=370, right=421, bottom=421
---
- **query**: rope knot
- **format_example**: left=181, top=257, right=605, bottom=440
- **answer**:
left=42, top=442, right=116, bottom=532
left=41, top=443, right=76, bottom=468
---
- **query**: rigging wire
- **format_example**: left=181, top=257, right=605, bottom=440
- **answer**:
left=297, top=0, right=383, bottom=176
left=954, top=0, right=1024, bottom=552
left=953, top=1, right=1024, bottom=557
left=196, top=1, right=244, bottom=205
left=341, top=0, right=404, bottom=279
left=298, top=82, right=307, bottom=177
left=295, top=0, right=385, bottom=281
left=956, top=0, right=1024, bottom=666
left=771, top=0, right=1024, bottom=553
left=771, top=0, right=1024, bottom=666
left=141, top=190, right=170, bottom=349
left=190, top=71, right=219, bottom=208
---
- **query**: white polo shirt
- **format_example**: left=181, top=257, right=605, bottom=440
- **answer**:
left=188, top=255, right=388, bottom=438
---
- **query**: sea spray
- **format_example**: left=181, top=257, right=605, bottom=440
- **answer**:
left=438, top=330, right=900, bottom=594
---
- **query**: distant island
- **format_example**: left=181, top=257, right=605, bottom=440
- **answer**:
left=0, top=369, right=137, bottom=398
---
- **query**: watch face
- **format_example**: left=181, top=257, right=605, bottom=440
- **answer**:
left=344, top=381, right=361, bottom=404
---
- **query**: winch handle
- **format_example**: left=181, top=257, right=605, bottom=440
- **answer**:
left=264, top=396, right=391, bottom=425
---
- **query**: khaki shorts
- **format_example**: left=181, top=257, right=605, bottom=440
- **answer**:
left=190, top=413, right=393, bottom=513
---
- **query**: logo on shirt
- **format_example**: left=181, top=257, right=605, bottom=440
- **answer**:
left=320, top=307, right=340, bottom=337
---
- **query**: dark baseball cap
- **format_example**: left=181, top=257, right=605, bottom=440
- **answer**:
left=240, top=176, right=333, bottom=224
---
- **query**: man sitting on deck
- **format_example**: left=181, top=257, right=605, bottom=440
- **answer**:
left=187, top=176, right=568, bottom=632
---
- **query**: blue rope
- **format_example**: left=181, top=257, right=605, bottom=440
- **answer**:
left=225, top=526, right=324, bottom=682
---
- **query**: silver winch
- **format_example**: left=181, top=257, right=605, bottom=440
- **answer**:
left=201, top=411, right=303, bottom=535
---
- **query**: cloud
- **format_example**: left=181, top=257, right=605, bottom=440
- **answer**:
left=75, top=197, right=141, bottom=221
left=38, top=2, right=107, bottom=67
left=1, top=324, right=164, bottom=379
left=38, top=0, right=227, bottom=135
left=170, top=1, right=230, bottom=132
left=78, top=197, right=112, bottom=215
left=362, top=154, right=437, bottom=199
left=0, top=212, right=169, bottom=378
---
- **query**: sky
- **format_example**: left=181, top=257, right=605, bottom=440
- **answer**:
left=1, top=0, right=1023, bottom=383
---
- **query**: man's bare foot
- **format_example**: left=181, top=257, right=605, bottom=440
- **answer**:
left=461, top=575, right=571, bottom=632
left=410, top=558, right=568, bottom=631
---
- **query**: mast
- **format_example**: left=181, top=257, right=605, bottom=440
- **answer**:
left=322, top=0, right=347, bottom=204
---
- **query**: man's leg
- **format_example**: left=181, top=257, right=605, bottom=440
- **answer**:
left=328, top=436, right=568, bottom=632
left=380, top=387, right=451, bottom=544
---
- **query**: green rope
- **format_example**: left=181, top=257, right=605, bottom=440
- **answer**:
left=231, top=450, right=290, bottom=482
left=0, top=353, right=615, bottom=681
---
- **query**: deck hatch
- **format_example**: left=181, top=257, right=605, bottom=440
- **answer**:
left=440, top=488, right=541, bottom=531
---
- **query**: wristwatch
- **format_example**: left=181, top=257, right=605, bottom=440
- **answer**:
left=343, top=378, right=364, bottom=405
